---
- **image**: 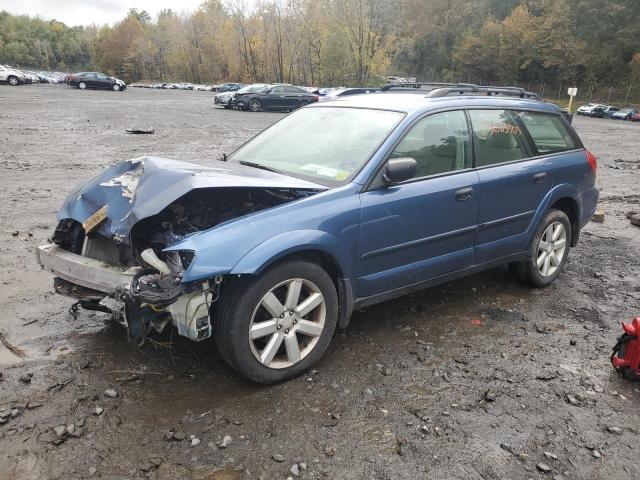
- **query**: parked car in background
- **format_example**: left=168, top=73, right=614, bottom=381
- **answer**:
left=67, top=72, right=127, bottom=91
left=590, top=105, right=622, bottom=119
left=318, top=87, right=341, bottom=96
left=611, top=108, right=639, bottom=120
left=215, top=83, right=255, bottom=108
left=602, top=106, right=620, bottom=118
left=215, top=82, right=243, bottom=93
left=37, top=84, right=598, bottom=383
left=576, top=103, right=603, bottom=116
left=319, top=87, right=379, bottom=101
left=234, top=84, right=319, bottom=112
left=0, top=65, right=27, bottom=85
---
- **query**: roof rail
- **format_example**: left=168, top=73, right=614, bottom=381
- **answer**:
left=426, top=85, right=541, bottom=100
left=380, top=82, right=462, bottom=91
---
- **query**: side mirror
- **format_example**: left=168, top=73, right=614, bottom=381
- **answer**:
left=383, top=157, right=417, bottom=185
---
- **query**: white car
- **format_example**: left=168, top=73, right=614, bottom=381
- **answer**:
left=0, top=65, right=26, bottom=85
left=576, top=103, right=603, bottom=115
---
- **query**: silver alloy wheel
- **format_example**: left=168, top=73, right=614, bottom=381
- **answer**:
left=249, top=99, right=261, bottom=112
left=249, top=278, right=326, bottom=369
left=8, top=76, right=18, bottom=86
left=113, top=84, right=120, bottom=91
left=79, top=82, right=87, bottom=90
left=536, top=221, right=567, bottom=277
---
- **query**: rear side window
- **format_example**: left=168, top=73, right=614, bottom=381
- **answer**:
left=517, top=111, right=577, bottom=154
left=285, top=86, right=304, bottom=94
left=469, top=110, right=530, bottom=167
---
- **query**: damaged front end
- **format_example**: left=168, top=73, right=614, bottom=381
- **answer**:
left=37, top=157, right=325, bottom=345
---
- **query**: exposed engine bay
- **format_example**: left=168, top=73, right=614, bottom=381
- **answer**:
left=48, top=186, right=315, bottom=345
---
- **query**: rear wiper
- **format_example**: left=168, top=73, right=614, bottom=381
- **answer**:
left=239, top=160, right=280, bottom=174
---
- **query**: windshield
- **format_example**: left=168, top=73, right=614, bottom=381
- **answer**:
left=620, top=109, right=634, bottom=114
left=229, top=107, right=404, bottom=186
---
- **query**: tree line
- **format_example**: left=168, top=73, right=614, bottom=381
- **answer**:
left=1, top=0, right=639, bottom=94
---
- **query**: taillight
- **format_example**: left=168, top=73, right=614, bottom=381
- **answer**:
left=585, top=149, right=597, bottom=173
left=314, top=95, right=319, bottom=102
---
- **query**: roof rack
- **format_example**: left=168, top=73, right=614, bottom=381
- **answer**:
left=380, top=82, right=541, bottom=100
left=380, top=82, right=460, bottom=91
left=426, top=84, right=541, bottom=100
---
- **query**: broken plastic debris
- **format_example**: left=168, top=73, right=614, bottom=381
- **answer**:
left=125, top=127, right=155, bottom=134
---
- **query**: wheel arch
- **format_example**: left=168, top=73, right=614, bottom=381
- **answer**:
left=549, top=196, right=580, bottom=246
left=229, top=231, right=355, bottom=328
left=528, top=184, right=581, bottom=250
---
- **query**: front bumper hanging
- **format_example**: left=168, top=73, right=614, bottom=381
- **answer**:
left=37, top=243, right=214, bottom=342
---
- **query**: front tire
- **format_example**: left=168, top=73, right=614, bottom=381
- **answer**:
left=509, top=209, right=572, bottom=287
left=8, top=76, right=19, bottom=86
left=214, top=260, right=338, bottom=384
left=113, top=84, right=121, bottom=91
left=78, top=82, right=87, bottom=90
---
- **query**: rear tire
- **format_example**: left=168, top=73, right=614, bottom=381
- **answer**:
left=213, top=260, right=338, bottom=384
left=509, top=209, right=572, bottom=287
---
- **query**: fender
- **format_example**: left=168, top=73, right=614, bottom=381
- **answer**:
left=230, top=229, right=355, bottom=278
left=527, top=183, right=581, bottom=248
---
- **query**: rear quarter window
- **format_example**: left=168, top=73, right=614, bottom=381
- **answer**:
left=516, top=111, right=577, bottom=154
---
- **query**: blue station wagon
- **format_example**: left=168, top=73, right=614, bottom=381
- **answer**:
left=37, top=84, right=599, bottom=383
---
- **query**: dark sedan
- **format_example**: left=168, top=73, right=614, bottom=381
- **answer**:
left=67, top=72, right=127, bottom=91
left=233, top=85, right=319, bottom=112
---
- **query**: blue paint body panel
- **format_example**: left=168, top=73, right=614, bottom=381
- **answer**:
left=57, top=93, right=598, bottom=309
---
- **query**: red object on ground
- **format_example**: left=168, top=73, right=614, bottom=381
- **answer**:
left=611, top=317, right=640, bottom=381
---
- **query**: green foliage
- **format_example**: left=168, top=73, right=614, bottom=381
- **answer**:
left=0, top=1, right=638, bottom=88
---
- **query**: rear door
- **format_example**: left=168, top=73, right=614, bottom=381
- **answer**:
left=283, top=86, right=305, bottom=108
left=83, top=73, right=98, bottom=87
left=358, top=110, right=480, bottom=297
left=471, top=109, right=576, bottom=263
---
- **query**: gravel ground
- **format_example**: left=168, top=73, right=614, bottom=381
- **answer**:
left=0, top=85, right=639, bottom=480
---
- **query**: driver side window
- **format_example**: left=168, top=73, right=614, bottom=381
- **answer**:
left=390, top=110, right=471, bottom=179
left=270, top=86, right=285, bottom=94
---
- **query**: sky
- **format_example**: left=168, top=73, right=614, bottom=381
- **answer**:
left=1, top=0, right=206, bottom=26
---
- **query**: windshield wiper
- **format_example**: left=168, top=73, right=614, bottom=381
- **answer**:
left=239, top=160, right=281, bottom=174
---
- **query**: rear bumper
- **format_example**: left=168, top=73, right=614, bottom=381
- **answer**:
left=37, top=244, right=141, bottom=294
left=579, top=186, right=600, bottom=229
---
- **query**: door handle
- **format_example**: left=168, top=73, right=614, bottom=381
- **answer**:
left=455, top=187, right=473, bottom=201
left=533, top=172, right=547, bottom=184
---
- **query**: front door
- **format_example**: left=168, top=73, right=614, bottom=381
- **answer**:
left=95, top=73, right=110, bottom=89
left=264, top=86, right=287, bottom=109
left=358, top=110, right=480, bottom=298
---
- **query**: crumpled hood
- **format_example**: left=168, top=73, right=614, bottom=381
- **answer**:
left=58, top=156, right=326, bottom=241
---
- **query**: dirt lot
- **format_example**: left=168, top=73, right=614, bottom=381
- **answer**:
left=0, top=85, right=639, bottom=480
